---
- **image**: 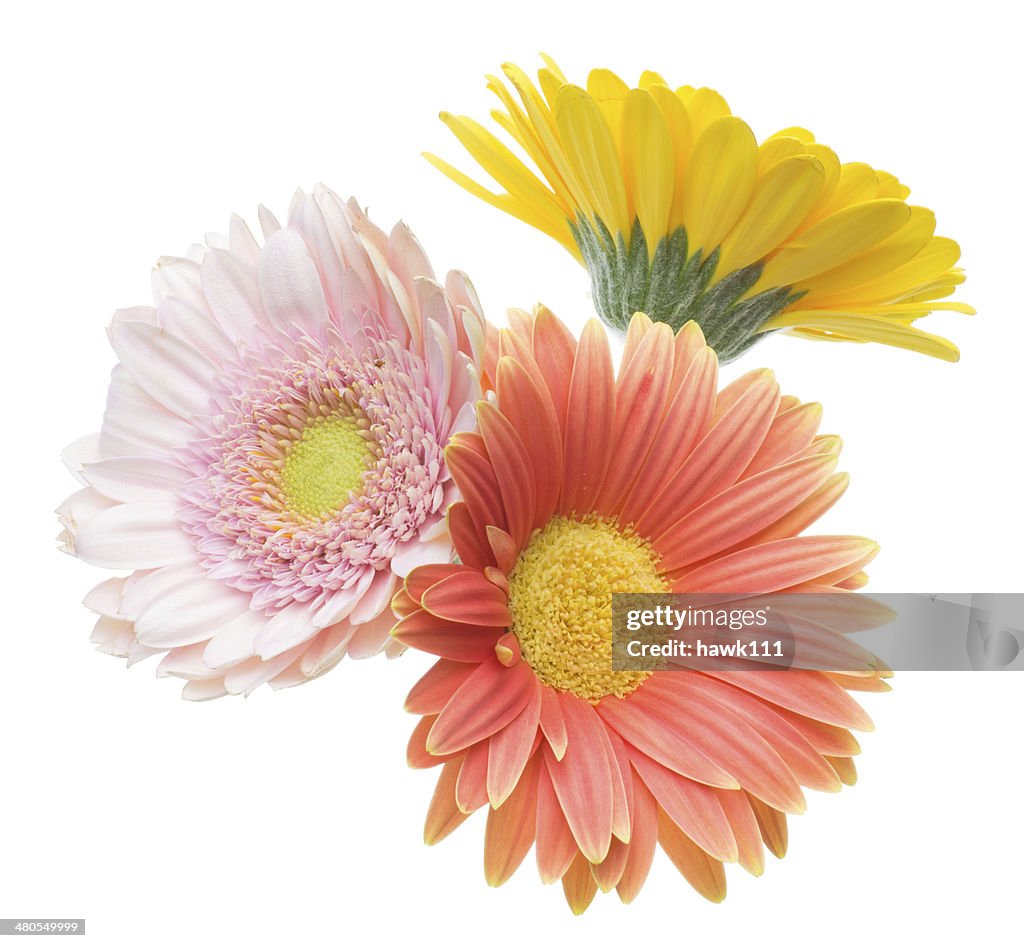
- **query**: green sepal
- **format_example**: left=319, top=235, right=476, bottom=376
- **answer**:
left=570, top=216, right=803, bottom=363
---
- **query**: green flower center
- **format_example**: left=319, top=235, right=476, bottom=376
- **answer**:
left=281, top=415, right=369, bottom=519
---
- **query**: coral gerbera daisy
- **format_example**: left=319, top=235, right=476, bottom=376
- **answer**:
left=393, top=308, right=889, bottom=912
left=427, top=56, right=972, bottom=362
left=58, top=186, right=493, bottom=699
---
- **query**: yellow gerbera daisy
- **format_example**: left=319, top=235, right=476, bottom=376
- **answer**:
left=426, top=56, right=972, bottom=362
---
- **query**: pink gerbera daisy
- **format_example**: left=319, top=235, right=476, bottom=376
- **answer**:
left=393, top=308, right=889, bottom=912
left=58, top=186, right=493, bottom=699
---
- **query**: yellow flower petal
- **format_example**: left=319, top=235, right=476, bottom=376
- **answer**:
left=438, top=113, right=564, bottom=224
left=803, top=143, right=841, bottom=208
left=539, top=52, right=569, bottom=83
left=486, top=75, right=578, bottom=213
left=806, top=162, right=881, bottom=224
left=622, top=88, right=675, bottom=253
left=717, top=154, right=826, bottom=275
left=755, top=199, right=912, bottom=290
left=537, top=67, right=563, bottom=108
left=876, top=171, right=910, bottom=200
left=676, top=86, right=731, bottom=137
left=758, top=136, right=810, bottom=175
left=501, top=63, right=594, bottom=218
left=900, top=269, right=966, bottom=304
left=587, top=68, right=630, bottom=151
left=555, top=84, right=630, bottom=236
left=421, top=152, right=578, bottom=255
left=798, top=206, right=936, bottom=304
left=766, top=126, right=815, bottom=144
left=766, top=310, right=960, bottom=361
left=639, top=69, right=668, bottom=89
left=856, top=301, right=976, bottom=316
left=827, top=236, right=963, bottom=305
left=682, top=115, right=759, bottom=256
left=648, top=83, right=693, bottom=232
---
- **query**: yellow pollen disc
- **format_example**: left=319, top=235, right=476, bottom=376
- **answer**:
left=280, top=415, right=368, bottom=518
left=507, top=515, right=668, bottom=702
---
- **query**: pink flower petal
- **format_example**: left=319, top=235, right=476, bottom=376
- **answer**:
left=109, top=320, right=216, bottom=420
left=73, top=501, right=194, bottom=570
left=258, top=229, right=330, bottom=338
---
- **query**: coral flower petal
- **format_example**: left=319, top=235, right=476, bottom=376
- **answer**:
left=535, top=761, right=579, bottom=884
left=655, top=453, right=837, bottom=571
left=477, top=402, right=537, bottom=549
left=484, top=754, right=541, bottom=887
left=628, top=749, right=739, bottom=862
left=596, top=694, right=741, bottom=789
left=618, top=344, right=718, bottom=526
left=531, top=306, right=577, bottom=434
left=657, top=807, right=728, bottom=903
left=594, top=322, right=676, bottom=515
left=747, top=794, right=789, bottom=859
left=538, top=686, right=569, bottom=760
left=705, top=670, right=875, bottom=732
left=591, top=837, right=630, bottom=893
left=487, top=683, right=543, bottom=807
left=428, top=658, right=536, bottom=755
left=424, top=759, right=471, bottom=845
left=561, top=853, right=599, bottom=916
left=744, top=401, right=825, bottom=476
left=634, top=368, right=779, bottom=535
left=494, top=356, right=563, bottom=527
left=408, top=716, right=445, bottom=769
left=447, top=502, right=494, bottom=570
left=405, top=563, right=477, bottom=603
left=390, top=609, right=500, bottom=662
left=420, top=571, right=513, bottom=626
left=445, top=440, right=508, bottom=535
left=544, top=694, right=615, bottom=864
left=615, top=778, right=659, bottom=904
left=455, top=741, right=491, bottom=814
left=629, top=681, right=806, bottom=814
left=559, top=320, right=615, bottom=516
left=674, top=535, right=879, bottom=593
left=405, top=659, right=477, bottom=715
left=717, top=790, right=766, bottom=876
left=643, top=676, right=840, bottom=793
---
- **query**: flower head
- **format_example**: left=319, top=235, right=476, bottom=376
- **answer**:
left=393, top=309, right=888, bottom=912
left=58, top=187, right=493, bottom=699
left=427, top=57, right=971, bottom=362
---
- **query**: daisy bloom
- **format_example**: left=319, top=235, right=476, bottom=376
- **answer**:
left=58, top=187, right=493, bottom=699
left=427, top=56, right=972, bottom=362
left=393, top=308, right=889, bottom=912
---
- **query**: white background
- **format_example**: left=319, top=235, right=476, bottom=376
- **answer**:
left=2, top=1, right=1021, bottom=944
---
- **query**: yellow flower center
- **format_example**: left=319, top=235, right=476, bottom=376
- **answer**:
left=281, top=415, right=369, bottom=518
left=507, top=515, right=668, bottom=702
